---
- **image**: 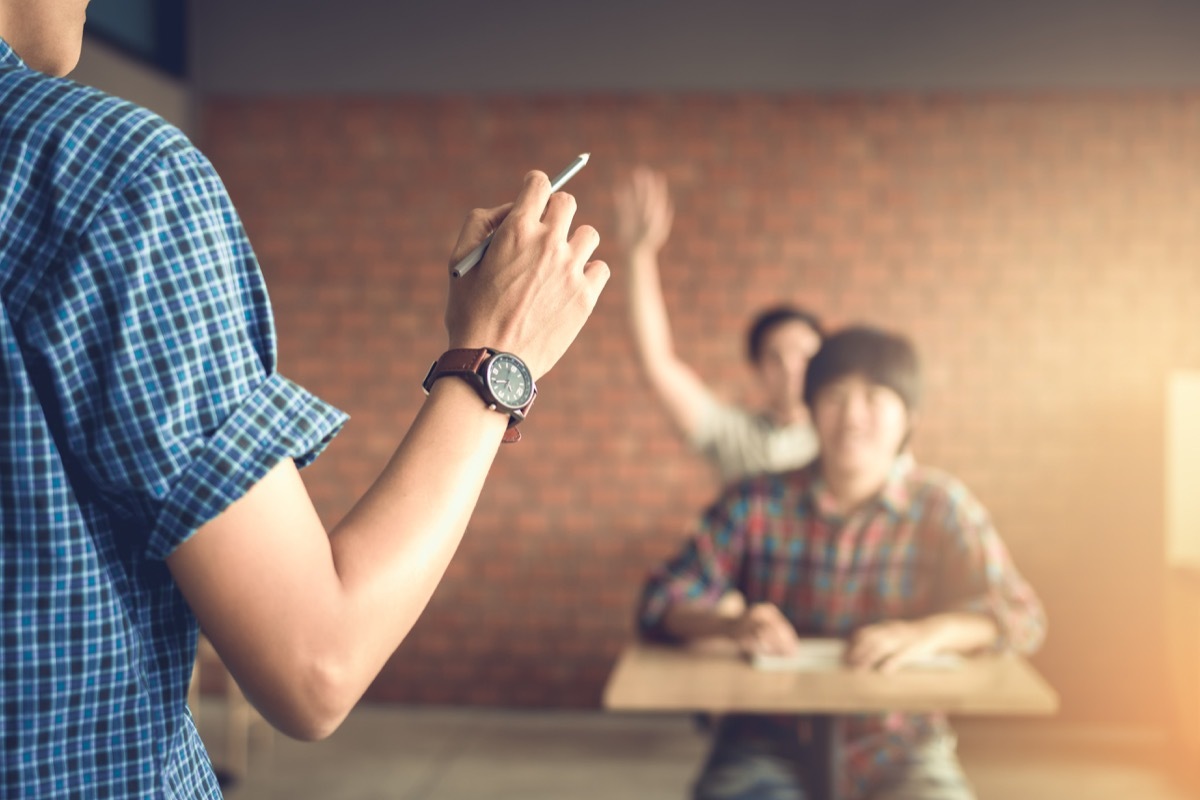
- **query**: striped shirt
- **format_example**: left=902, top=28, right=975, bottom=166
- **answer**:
left=1, top=38, right=346, bottom=797
left=638, top=456, right=1046, bottom=799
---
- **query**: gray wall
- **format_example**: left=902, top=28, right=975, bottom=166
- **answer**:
left=192, top=0, right=1200, bottom=94
left=74, top=35, right=193, bottom=135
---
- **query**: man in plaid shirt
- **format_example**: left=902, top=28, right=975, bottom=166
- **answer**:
left=638, top=326, right=1046, bottom=800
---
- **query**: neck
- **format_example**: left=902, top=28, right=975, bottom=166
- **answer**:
left=822, top=465, right=888, bottom=514
left=768, top=402, right=809, bottom=427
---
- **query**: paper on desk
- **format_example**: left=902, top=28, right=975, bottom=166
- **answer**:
left=751, top=638, right=964, bottom=672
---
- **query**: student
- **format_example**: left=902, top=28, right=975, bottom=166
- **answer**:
left=615, top=166, right=824, bottom=484
left=0, top=4, right=608, bottom=797
left=637, top=326, right=1046, bottom=800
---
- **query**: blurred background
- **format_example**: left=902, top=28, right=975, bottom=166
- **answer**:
left=74, top=1, right=1200, bottom=796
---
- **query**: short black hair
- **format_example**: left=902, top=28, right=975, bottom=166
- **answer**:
left=802, top=325, right=920, bottom=411
left=745, top=305, right=824, bottom=363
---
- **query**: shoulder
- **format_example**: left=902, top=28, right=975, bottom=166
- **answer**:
left=1, top=68, right=197, bottom=251
left=710, top=462, right=816, bottom=516
left=904, top=462, right=990, bottom=527
left=1, top=67, right=192, bottom=173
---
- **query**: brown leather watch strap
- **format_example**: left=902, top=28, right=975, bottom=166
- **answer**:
left=429, top=348, right=491, bottom=376
left=422, top=348, right=531, bottom=443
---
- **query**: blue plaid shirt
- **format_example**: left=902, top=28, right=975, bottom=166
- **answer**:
left=1, top=39, right=347, bottom=797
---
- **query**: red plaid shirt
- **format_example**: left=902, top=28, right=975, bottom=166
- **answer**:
left=638, top=456, right=1046, bottom=798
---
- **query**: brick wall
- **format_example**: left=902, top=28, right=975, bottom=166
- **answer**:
left=201, top=93, right=1200, bottom=727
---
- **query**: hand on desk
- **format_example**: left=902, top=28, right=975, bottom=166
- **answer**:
left=847, top=612, right=999, bottom=674
left=730, top=603, right=801, bottom=656
left=846, top=619, right=946, bottom=674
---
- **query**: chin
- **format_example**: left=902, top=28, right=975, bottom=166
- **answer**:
left=824, top=452, right=866, bottom=474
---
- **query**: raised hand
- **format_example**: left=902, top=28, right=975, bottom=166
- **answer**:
left=444, top=170, right=610, bottom=379
left=613, top=166, right=674, bottom=255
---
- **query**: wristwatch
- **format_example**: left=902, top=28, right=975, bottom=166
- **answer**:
left=422, top=348, right=537, bottom=443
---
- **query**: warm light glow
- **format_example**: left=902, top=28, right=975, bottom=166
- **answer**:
left=1166, top=371, right=1200, bottom=568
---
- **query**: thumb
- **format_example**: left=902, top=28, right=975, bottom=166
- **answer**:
left=448, top=203, right=514, bottom=269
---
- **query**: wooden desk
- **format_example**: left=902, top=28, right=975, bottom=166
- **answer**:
left=604, top=640, right=1058, bottom=800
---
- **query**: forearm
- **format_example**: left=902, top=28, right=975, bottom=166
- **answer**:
left=627, top=246, right=675, bottom=366
left=322, top=378, right=507, bottom=685
left=917, top=611, right=999, bottom=655
left=626, top=247, right=712, bottom=436
left=175, top=378, right=510, bottom=740
left=661, top=602, right=738, bottom=642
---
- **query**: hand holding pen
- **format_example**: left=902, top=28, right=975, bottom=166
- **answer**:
left=444, top=159, right=608, bottom=380
left=451, top=153, right=590, bottom=278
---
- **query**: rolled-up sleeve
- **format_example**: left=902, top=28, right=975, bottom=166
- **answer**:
left=637, top=491, right=749, bottom=640
left=933, top=487, right=1047, bottom=655
left=22, top=147, right=347, bottom=559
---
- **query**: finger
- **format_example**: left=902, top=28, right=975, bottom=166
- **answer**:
left=649, top=170, right=668, bottom=202
left=755, top=623, right=788, bottom=656
left=754, top=623, right=781, bottom=654
left=756, top=608, right=798, bottom=655
left=767, top=623, right=799, bottom=655
left=542, top=191, right=578, bottom=236
left=632, top=168, right=653, bottom=209
left=632, top=165, right=654, bottom=192
left=659, top=199, right=675, bottom=232
left=581, top=259, right=611, bottom=303
left=568, top=224, right=601, bottom=265
left=846, top=635, right=884, bottom=669
left=849, top=648, right=883, bottom=671
left=878, top=644, right=922, bottom=674
left=510, top=170, right=553, bottom=221
left=864, top=642, right=900, bottom=671
left=449, top=203, right=513, bottom=267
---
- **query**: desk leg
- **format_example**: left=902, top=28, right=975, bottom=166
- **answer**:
left=809, top=714, right=842, bottom=800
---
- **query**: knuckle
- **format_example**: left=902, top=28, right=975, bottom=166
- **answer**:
left=525, top=170, right=551, bottom=190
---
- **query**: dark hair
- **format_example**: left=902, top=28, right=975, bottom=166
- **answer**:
left=802, top=325, right=920, bottom=411
left=745, top=305, right=824, bottom=363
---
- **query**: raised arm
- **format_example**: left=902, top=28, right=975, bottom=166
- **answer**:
left=614, top=167, right=715, bottom=440
left=167, top=171, right=608, bottom=741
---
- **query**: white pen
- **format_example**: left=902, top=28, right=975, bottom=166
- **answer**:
left=451, top=152, right=591, bottom=278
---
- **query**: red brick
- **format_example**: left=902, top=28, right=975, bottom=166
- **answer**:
left=200, top=92, right=1200, bottom=727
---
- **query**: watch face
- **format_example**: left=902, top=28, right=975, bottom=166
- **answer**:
left=486, top=353, right=534, bottom=409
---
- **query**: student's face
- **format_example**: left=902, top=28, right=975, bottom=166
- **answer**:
left=754, top=321, right=821, bottom=409
left=812, top=373, right=909, bottom=482
left=0, top=0, right=90, bottom=76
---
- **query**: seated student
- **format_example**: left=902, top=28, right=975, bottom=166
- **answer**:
left=636, top=326, right=1047, bottom=800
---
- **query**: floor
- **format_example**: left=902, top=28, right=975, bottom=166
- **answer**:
left=197, top=702, right=1198, bottom=800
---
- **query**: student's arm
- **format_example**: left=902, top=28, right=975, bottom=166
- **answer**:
left=614, top=167, right=715, bottom=440
left=637, top=482, right=797, bottom=654
left=167, top=172, right=608, bottom=741
left=846, top=612, right=998, bottom=673
left=663, top=601, right=800, bottom=656
left=847, top=483, right=1047, bottom=673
